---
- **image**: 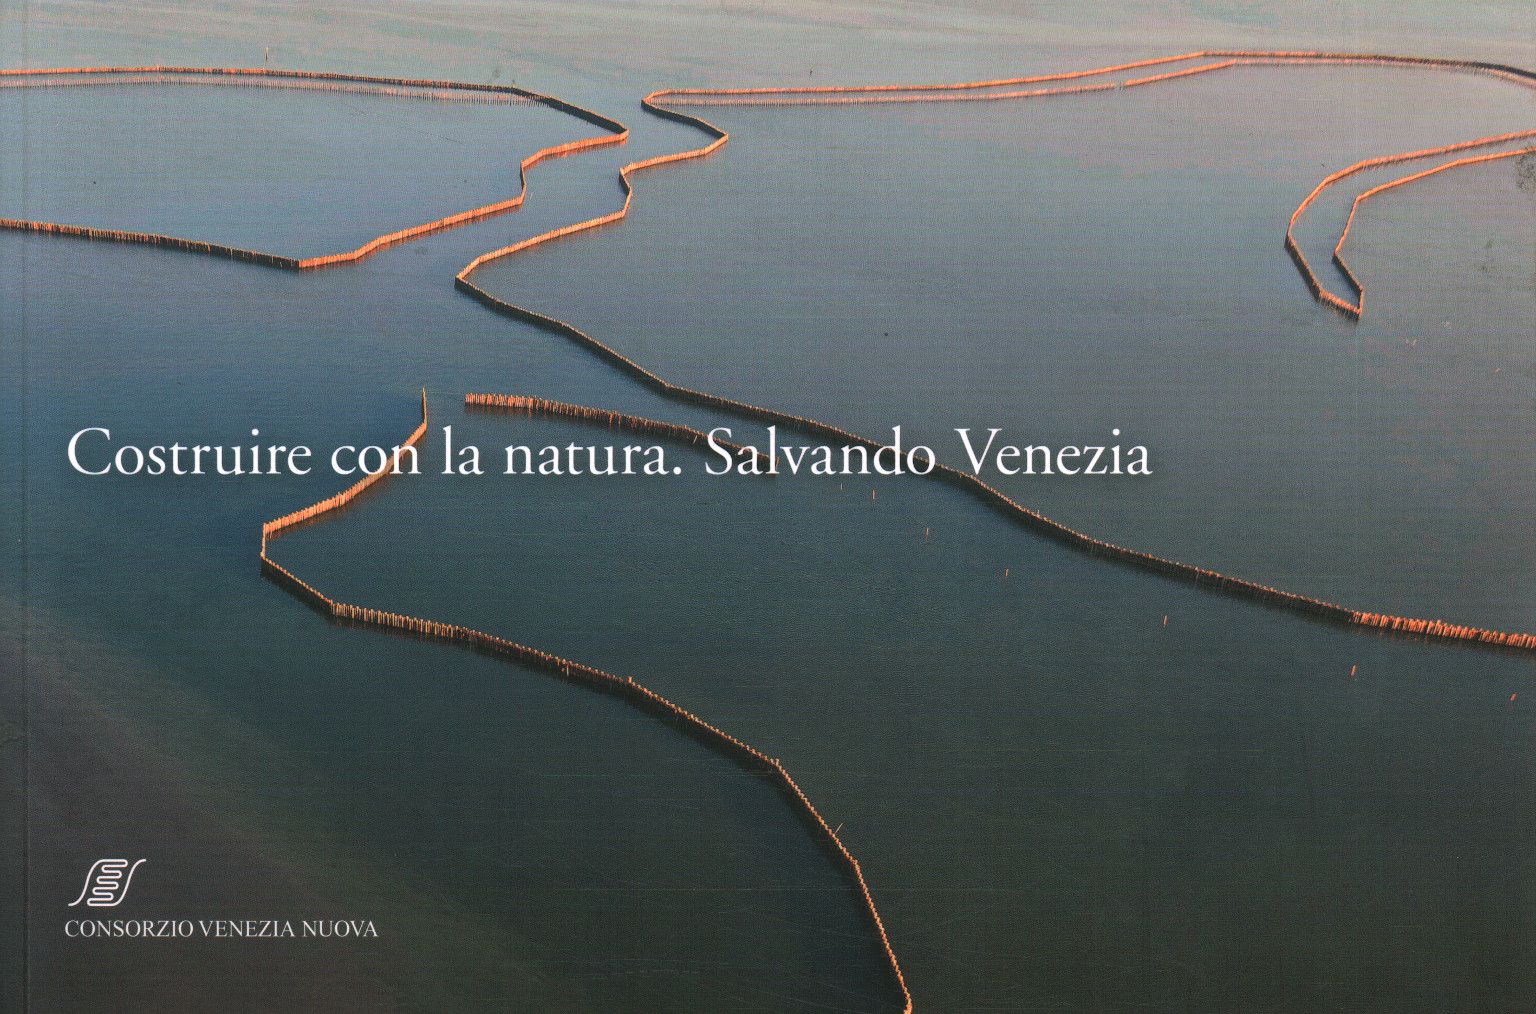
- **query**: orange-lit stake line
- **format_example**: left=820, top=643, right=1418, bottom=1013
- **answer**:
left=655, top=51, right=1209, bottom=99
left=1326, top=145, right=1536, bottom=315
left=464, top=389, right=1536, bottom=652
left=0, top=66, right=629, bottom=268
left=1284, top=127, right=1536, bottom=317
left=0, top=74, right=534, bottom=103
left=261, top=393, right=914, bottom=1013
left=655, top=58, right=1239, bottom=107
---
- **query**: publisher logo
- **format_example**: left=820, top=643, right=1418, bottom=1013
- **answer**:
left=67, top=859, right=146, bottom=908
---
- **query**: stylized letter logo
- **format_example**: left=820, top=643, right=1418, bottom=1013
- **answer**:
left=67, top=859, right=146, bottom=907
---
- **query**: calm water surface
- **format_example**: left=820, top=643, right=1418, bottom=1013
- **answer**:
left=3, top=4, right=1535, bottom=1012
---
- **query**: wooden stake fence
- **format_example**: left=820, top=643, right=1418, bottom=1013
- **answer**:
left=0, top=66, right=628, bottom=268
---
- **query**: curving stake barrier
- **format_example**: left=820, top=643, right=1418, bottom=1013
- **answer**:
left=260, top=392, right=914, bottom=1012
left=0, top=66, right=629, bottom=268
left=0, top=73, right=537, bottom=104
left=1285, top=128, right=1536, bottom=318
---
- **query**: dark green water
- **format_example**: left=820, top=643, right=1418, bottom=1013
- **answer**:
left=3, top=4, right=1535, bottom=1012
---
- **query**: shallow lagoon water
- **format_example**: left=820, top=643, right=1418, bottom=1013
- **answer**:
left=4, top=5, right=1536, bottom=1013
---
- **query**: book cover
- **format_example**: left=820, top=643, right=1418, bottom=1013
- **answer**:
left=3, top=3, right=1533, bottom=1011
